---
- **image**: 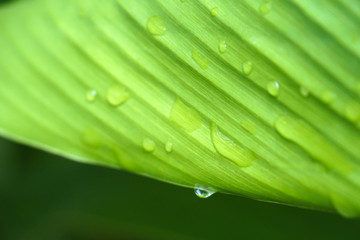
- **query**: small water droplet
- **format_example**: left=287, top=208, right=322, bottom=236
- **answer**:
left=345, top=101, right=360, bottom=122
left=82, top=128, right=101, bottom=148
left=330, top=192, right=360, bottom=218
left=143, top=138, right=156, bottom=152
left=192, top=47, right=210, bottom=70
left=165, top=141, right=173, bottom=153
left=170, top=98, right=202, bottom=133
left=299, top=86, right=310, bottom=97
left=210, top=122, right=254, bottom=167
left=321, top=90, right=336, bottom=104
left=194, top=185, right=215, bottom=198
left=259, top=0, right=272, bottom=15
left=107, top=84, right=130, bottom=106
left=210, top=7, right=219, bottom=16
left=218, top=38, right=227, bottom=53
left=242, top=60, right=253, bottom=76
left=86, top=89, right=97, bottom=102
left=147, top=16, right=166, bottom=36
left=240, top=119, right=257, bottom=134
left=267, top=81, right=280, bottom=97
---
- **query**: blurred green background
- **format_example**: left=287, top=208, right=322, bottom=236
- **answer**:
left=1, top=136, right=360, bottom=240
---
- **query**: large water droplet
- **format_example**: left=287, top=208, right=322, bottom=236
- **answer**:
left=194, top=185, right=215, bottom=198
left=107, top=84, right=130, bottom=106
left=82, top=128, right=101, bottom=148
left=259, top=0, right=272, bottom=15
left=147, top=16, right=166, bottom=36
left=321, top=90, right=336, bottom=104
left=267, top=81, right=280, bottom=97
left=86, top=89, right=97, bottom=102
left=210, top=122, right=254, bottom=167
left=192, top=47, right=210, bottom=70
left=211, top=7, right=219, bottom=17
left=218, top=38, right=227, bottom=53
left=170, top=98, right=202, bottom=133
left=345, top=101, right=360, bottom=122
left=143, top=138, right=156, bottom=152
left=165, top=141, right=173, bottom=153
left=242, top=60, right=253, bottom=76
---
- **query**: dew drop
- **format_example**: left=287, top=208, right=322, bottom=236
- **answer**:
left=267, top=81, right=280, bottom=97
left=274, top=115, right=353, bottom=173
left=210, top=7, right=219, bottom=17
left=299, top=86, right=310, bottom=97
left=86, top=89, right=97, bottom=102
left=192, top=47, right=210, bottom=70
left=170, top=98, right=202, bottom=133
left=82, top=128, right=101, bottom=148
left=240, top=119, right=257, bottom=134
left=242, top=60, right=253, bottom=76
left=165, top=141, right=173, bottom=153
left=345, top=101, right=360, bottom=122
left=194, top=185, right=215, bottom=199
left=259, top=0, right=272, bottom=15
left=321, top=90, right=336, bottom=104
left=218, top=38, right=227, bottom=53
left=210, top=122, right=254, bottom=167
left=143, top=138, right=156, bottom=152
left=107, top=84, right=130, bottom=106
left=147, top=16, right=166, bottom=36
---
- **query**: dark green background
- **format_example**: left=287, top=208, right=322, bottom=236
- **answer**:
left=1, top=136, right=359, bottom=240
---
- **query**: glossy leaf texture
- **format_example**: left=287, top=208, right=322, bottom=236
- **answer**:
left=0, top=0, right=360, bottom=217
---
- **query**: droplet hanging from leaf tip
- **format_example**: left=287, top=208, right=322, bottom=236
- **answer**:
left=194, top=185, right=215, bottom=199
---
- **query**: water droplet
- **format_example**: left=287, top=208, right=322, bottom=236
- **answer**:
left=147, top=16, right=166, bottom=36
left=210, top=122, right=254, bottom=167
left=210, top=7, right=219, bottom=16
left=345, top=101, right=360, bottom=122
left=274, top=115, right=353, bottom=173
left=242, top=60, right=253, bottom=76
left=107, top=84, right=130, bottom=106
left=165, top=141, right=173, bottom=153
left=321, top=90, right=336, bottom=104
left=299, top=86, right=310, bottom=97
left=259, top=0, right=272, bottom=15
left=194, top=185, right=215, bottom=198
left=170, top=98, right=202, bottom=133
left=240, top=119, right=257, bottom=134
left=330, top=192, right=360, bottom=218
left=192, top=47, right=210, bottom=70
left=218, top=38, right=227, bottom=53
left=86, top=89, right=97, bottom=102
left=267, top=81, right=280, bottom=97
left=82, top=128, right=101, bottom=148
left=143, top=138, right=156, bottom=152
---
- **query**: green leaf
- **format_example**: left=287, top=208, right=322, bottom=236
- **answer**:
left=1, top=0, right=360, bottom=217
